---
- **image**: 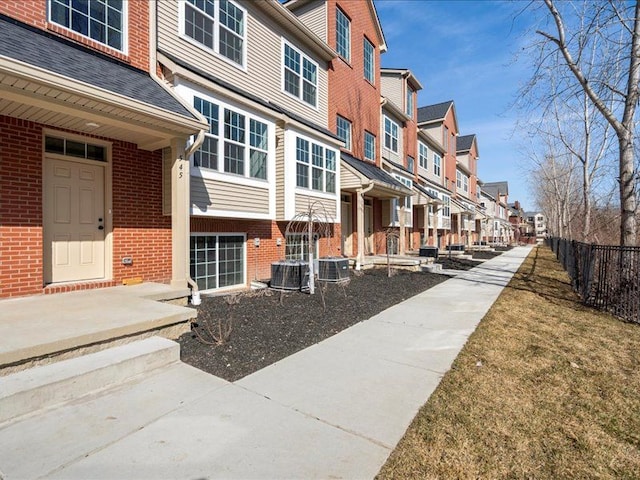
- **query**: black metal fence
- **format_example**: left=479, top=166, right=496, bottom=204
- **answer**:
left=547, top=237, right=640, bottom=324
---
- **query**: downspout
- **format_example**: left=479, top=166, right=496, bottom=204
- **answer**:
left=149, top=1, right=207, bottom=305
left=355, top=182, right=375, bottom=270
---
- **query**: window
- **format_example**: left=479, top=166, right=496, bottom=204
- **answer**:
left=364, top=131, right=375, bottom=161
left=193, top=96, right=269, bottom=180
left=336, top=115, right=352, bottom=150
left=45, top=136, right=107, bottom=161
left=190, top=234, right=244, bottom=291
left=363, top=37, right=374, bottom=83
left=193, top=97, right=219, bottom=170
left=336, top=7, right=350, bottom=61
left=433, top=153, right=441, bottom=176
left=463, top=175, right=468, bottom=193
left=443, top=126, right=449, bottom=152
left=442, top=195, right=451, bottom=218
left=384, top=116, right=399, bottom=152
left=406, top=87, right=413, bottom=118
left=457, top=170, right=468, bottom=193
left=285, top=233, right=319, bottom=261
left=283, top=42, right=318, bottom=107
left=407, top=156, right=415, bottom=173
left=456, top=170, right=462, bottom=189
left=296, top=136, right=336, bottom=193
left=49, top=0, right=125, bottom=51
left=418, top=142, right=428, bottom=169
left=183, top=0, right=245, bottom=66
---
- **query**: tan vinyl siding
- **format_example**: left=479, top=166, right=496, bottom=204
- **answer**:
left=293, top=0, right=327, bottom=41
left=340, top=164, right=363, bottom=190
left=191, top=177, right=270, bottom=215
left=157, top=0, right=327, bottom=126
left=275, top=122, right=285, bottom=219
left=295, top=193, right=337, bottom=219
left=380, top=75, right=403, bottom=109
left=162, top=147, right=172, bottom=215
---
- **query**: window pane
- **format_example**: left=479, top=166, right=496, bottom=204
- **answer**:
left=86, top=144, right=106, bottom=161
left=296, top=162, right=308, bottom=188
left=364, top=131, right=375, bottom=160
left=284, top=69, right=300, bottom=97
left=250, top=150, right=267, bottom=179
left=336, top=7, right=350, bottom=61
left=325, top=150, right=336, bottom=171
left=312, top=144, right=323, bottom=167
left=326, top=171, right=336, bottom=193
left=194, top=136, right=218, bottom=170
left=302, top=58, right=316, bottom=83
left=185, top=2, right=214, bottom=49
left=336, top=116, right=351, bottom=150
left=249, top=119, right=267, bottom=150
left=50, top=0, right=123, bottom=50
left=302, top=81, right=316, bottom=106
left=312, top=167, right=323, bottom=191
left=219, top=0, right=243, bottom=35
left=363, top=38, right=374, bottom=83
left=66, top=140, right=86, bottom=158
left=224, top=142, right=244, bottom=175
left=224, top=109, right=245, bottom=143
left=296, top=138, right=309, bottom=163
left=284, top=44, right=300, bottom=72
left=51, top=0, right=70, bottom=27
left=219, top=27, right=243, bottom=64
left=45, top=136, right=65, bottom=155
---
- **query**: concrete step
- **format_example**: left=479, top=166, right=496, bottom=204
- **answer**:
left=0, top=336, right=180, bottom=425
left=422, top=263, right=443, bottom=273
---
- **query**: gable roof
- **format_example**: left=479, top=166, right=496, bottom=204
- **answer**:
left=380, top=68, right=424, bottom=91
left=284, top=0, right=387, bottom=51
left=341, top=153, right=409, bottom=193
left=482, top=181, right=509, bottom=199
left=457, top=134, right=477, bottom=154
left=0, top=14, right=196, bottom=119
left=417, top=100, right=454, bottom=124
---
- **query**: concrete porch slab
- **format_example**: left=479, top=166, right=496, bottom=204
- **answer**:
left=0, top=283, right=196, bottom=371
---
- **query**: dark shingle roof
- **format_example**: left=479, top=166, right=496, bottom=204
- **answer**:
left=0, top=14, right=195, bottom=118
left=482, top=181, right=509, bottom=199
left=159, top=50, right=339, bottom=141
left=457, top=134, right=476, bottom=152
left=417, top=100, right=453, bottom=124
left=341, top=153, right=408, bottom=191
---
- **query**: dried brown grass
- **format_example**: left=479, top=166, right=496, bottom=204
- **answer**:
left=377, top=246, right=640, bottom=479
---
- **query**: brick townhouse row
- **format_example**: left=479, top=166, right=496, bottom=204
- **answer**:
left=0, top=0, right=499, bottom=299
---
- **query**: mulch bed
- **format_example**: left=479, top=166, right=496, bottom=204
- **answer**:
left=179, top=268, right=448, bottom=381
left=436, top=257, right=481, bottom=270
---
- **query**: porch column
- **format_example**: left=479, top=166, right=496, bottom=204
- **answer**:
left=356, top=188, right=365, bottom=269
left=423, top=205, right=429, bottom=245
left=170, top=138, right=190, bottom=288
left=399, top=197, right=406, bottom=255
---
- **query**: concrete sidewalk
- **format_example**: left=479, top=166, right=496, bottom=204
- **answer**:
left=0, top=246, right=532, bottom=480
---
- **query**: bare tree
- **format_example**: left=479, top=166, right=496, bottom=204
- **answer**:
left=536, top=0, right=640, bottom=246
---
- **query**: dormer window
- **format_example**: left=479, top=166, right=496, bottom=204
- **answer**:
left=183, top=0, right=246, bottom=67
left=49, top=0, right=126, bottom=51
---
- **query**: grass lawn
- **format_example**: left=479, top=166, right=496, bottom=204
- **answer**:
left=377, top=246, right=640, bottom=479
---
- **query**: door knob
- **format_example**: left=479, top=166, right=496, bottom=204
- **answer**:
left=98, top=226, right=104, bottom=230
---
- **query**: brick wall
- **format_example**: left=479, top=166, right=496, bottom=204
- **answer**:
left=0, top=115, right=172, bottom=298
left=191, top=218, right=342, bottom=284
left=328, top=0, right=382, bottom=166
left=0, top=116, right=44, bottom=297
left=0, top=0, right=150, bottom=71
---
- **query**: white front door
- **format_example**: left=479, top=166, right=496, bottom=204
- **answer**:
left=44, top=158, right=105, bottom=283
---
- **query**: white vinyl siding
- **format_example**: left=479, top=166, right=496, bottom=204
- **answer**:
left=282, top=40, right=318, bottom=108
left=335, top=7, right=350, bottom=61
left=49, top=0, right=126, bottom=51
left=182, top=0, right=246, bottom=68
left=158, top=1, right=328, bottom=125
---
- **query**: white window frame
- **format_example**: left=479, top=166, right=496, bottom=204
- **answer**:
left=48, top=0, right=128, bottom=53
left=281, top=39, right=319, bottom=109
left=433, top=153, right=442, bottom=177
left=364, top=131, right=375, bottom=161
left=442, top=195, right=451, bottom=218
left=336, top=115, right=352, bottom=151
left=384, top=115, right=399, bottom=153
left=336, top=6, right=351, bottom=62
left=190, top=233, right=246, bottom=292
left=191, top=95, right=271, bottom=183
left=363, top=37, right=375, bottom=84
left=179, top=0, right=247, bottom=70
left=406, top=86, right=413, bottom=118
left=418, top=142, right=429, bottom=170
left=295, top=135, right=337, bottom=194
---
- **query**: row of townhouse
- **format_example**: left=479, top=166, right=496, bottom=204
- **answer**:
left=0, top=0, right=502, bottom=300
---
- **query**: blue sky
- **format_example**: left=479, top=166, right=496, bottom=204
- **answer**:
left=375, top=0, right=535, bottom=208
